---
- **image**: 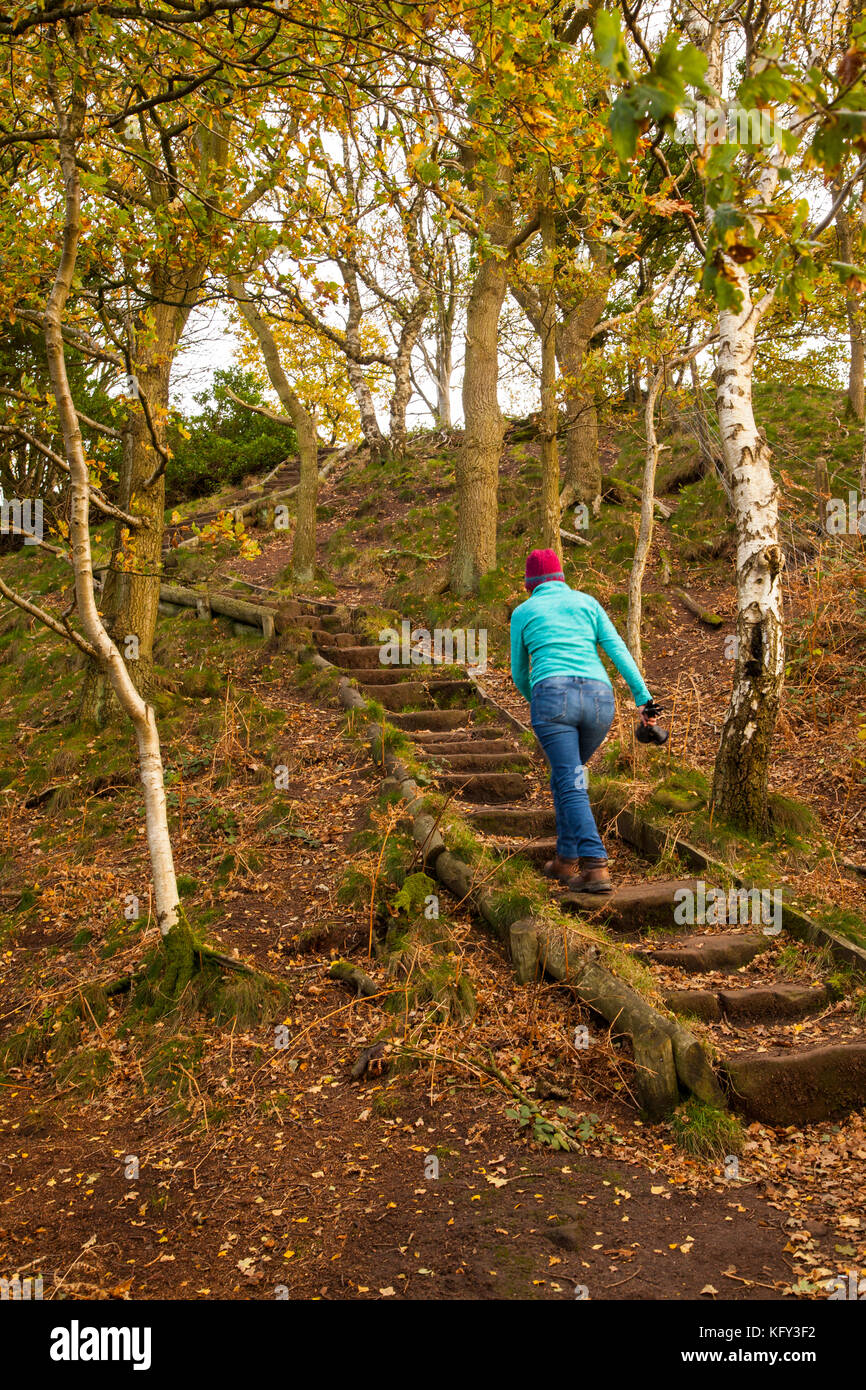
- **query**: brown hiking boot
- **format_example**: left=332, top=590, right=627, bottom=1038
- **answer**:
left=564, top=857, right=612, bottom=894
left=542, top=855, right=581, bottom=884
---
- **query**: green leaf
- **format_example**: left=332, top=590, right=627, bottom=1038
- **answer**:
left=594, top=9, right=631, bottom=79
left=609, top=98, right=639, bottom=161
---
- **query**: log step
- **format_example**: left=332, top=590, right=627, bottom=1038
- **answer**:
left=432, top=772, right=532, bottom=803
left=560, top=878, right=699, bottom=932
left=389, top=709, right=478, bottom=732
left=664, top=982, right=831, bottom=1024
left=723, top=1044, right=866, bottom=1125
left=468, top=807, right=557, bottom=836
left=640, top=932, right=772, bottom=972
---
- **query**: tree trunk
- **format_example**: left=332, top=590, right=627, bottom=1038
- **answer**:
left=340, top=259, right=389, bottom=462
left=228, top=278, right=319, bottom=583
left=685, top=2, right=785, bottom=834
left=388, top=286, right=432, bottom=459
left=558, top=295, right=606, bottom=514
left=434, top=282, right=455, bottom=428
left=78, top=321, right=176, bottom=721
left=538, top=202, right=562, bottom=557
left=293, top=411, right=319, bottom=583
left=689, top=357, right=717, bottom=471
left=836, top=203, right=865, bottom=420
left=450, top=230, right=510, bottom=594
left=626, top=363, right=666, bottom=664
left=47, top=93, right=180, bottom=937
left=710, top=281, right=784, bottom=831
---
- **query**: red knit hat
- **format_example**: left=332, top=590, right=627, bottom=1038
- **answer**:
left=524, top=548, right=565, bottom=591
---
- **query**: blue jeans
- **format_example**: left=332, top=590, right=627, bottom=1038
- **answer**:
left=530, top=676, right=615, bottom=861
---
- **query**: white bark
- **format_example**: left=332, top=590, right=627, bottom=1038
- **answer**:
left=43, top=86, right=180, bottom=933
left=685, top=3, right=786, bottom=826
left=626, top=365, right=665, bottom=666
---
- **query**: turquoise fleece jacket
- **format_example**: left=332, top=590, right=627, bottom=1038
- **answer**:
left=510, top=581, right=652, bottom=707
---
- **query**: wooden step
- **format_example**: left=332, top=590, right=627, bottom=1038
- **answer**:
left=432, top=772, right=532, bottom=803
left=664, top=982, right=831, bottom=1024
left=560, top=878, right=699, bottom=932
left=723, top=1043, right=866, bottom=1125
left=640, top=932, right=772, bottom=972
left=468, top=807, right=557, bottom=836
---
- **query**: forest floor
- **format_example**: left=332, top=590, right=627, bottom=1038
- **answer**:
left=1, top=386, right=865, bottom=1300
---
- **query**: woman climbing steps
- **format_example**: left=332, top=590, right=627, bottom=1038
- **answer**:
left=510, top=549, right=659, bottom=893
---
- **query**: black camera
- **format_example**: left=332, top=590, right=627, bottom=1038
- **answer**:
left=636, top=699, right=669, bottom=745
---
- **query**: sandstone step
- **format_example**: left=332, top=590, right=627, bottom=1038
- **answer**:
left=664, top=982, right=831, bottom=1024
left=390, top=709, right=477, bottom=732
left=662, top=988, right=723, bottom=1022
left=718, top=982, right=831, bottom=1021
left=320, top=644, right=385, bottom=668
left=357, top=681, right=435, bottom=711
left=560, top=878, right=699, bottom=932
left=299, top=598, right=341, bottom=613
left=723, top=1043, right=866, bottom=1125
left=411, top=729, right=510, bottom=747
left=487, top=836, right=558, bottom=863
left=415, top=738, right=516, bottom=756
left=425, top=751, right=532, bottom=771
left=358, top=679, right=475, bottom=711
left=338, top=667, right=445, bottom=684
left=640, top=932, right=772, bottom=972
left=322, top=633, right=363, bottom=649
left=433, top=772, right=532, bottom=803
left=469, top=807, right=557, bottom=836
